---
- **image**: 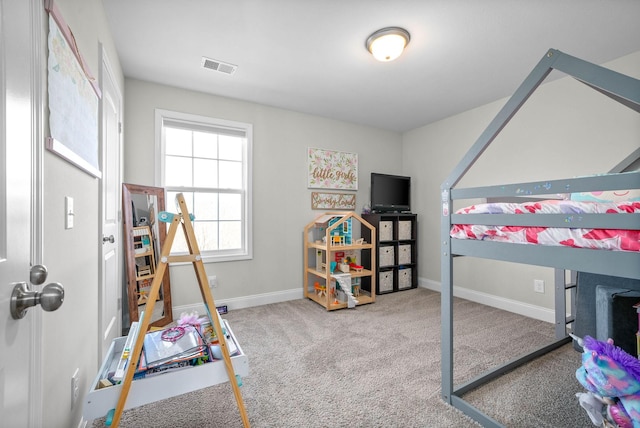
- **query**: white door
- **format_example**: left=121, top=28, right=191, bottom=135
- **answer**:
left=99, top=47, right=123, bottom=361
left=0, top=0, right=40, bottom=425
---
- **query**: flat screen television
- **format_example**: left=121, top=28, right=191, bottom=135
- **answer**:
left=370, top=173, right=411, bottom=213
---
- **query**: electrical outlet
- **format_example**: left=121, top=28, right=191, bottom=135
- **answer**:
left=533, top=279, right=545, bottom=293
left=71, top=368, right=80, bottom=408
left=208, top=275, right=218, bottom=288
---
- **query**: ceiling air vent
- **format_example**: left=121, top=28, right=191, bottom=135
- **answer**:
left=201, top=57, right=237, bottom=75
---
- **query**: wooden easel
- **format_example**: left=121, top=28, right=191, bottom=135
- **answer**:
left=109, top=193, right=250, bottom=428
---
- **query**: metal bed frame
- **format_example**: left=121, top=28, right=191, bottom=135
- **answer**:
left=440, top=48, right=640, bottom=427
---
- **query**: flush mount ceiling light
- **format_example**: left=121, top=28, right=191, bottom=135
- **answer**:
left=365, top=27, right=410, bottom=62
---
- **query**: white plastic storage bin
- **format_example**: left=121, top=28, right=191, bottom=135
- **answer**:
left=398, top=221, right=412, bottom=240
left=398, top=268, right=412, bottom=289
left=379, top=270, right=394, bottom=292
left=83, top=320, right=248, bottom=421
left=379, top=221, right=393, bottom=241
left=379, top=245, right=395, bottom=267
left=398, top=244, right=412, bottom=265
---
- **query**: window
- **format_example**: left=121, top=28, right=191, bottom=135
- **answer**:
left=156, top=109, right=252, bottom=262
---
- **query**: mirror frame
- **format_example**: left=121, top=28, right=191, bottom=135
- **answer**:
left=122, top=183, right=173, bottom=327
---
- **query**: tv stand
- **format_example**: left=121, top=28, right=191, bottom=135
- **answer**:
left=362, top=213, right=417, bottom=294
left=371, top=209, right=411, bottom=214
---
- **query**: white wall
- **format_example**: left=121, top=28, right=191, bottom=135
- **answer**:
left=403, top=51, right=640, bottom=314
left=123, top=79, right=402, bottom=309
left=40, top=0, right=123, bottom=426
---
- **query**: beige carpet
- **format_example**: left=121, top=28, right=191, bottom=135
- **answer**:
left=93, top=288, right=592, bottom=427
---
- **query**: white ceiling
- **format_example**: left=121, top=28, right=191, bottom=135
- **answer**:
left=103, top=0, right=640, bottom=133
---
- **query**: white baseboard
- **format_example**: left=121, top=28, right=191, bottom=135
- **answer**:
left=171, top=279, right=555, bottom=324
left=173, top=288, right=304, bottom=317
left=418, top=278, right=555, bottom=324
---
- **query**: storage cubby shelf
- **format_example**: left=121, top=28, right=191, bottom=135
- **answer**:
left=362, top=213, right=418, bottom=294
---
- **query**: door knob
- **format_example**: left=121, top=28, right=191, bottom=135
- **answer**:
left=10, top=282, right=65, bottom=319
left=103, top=235, right=115, bottom=243
left=30, top=264, right=48, bottom=285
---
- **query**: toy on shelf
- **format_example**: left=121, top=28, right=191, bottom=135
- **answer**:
left=328, top=216, right=352, bottom=246
left=351, top=277, right=361, bottom=297
left=349, top=263, right=363, bottom=272
left=314, top=282, right=326, bottom=297
left=344, top=256, right=363, bottom=272
left=573, top=334, right=640, bottom=427
left=137, top=291, right=148, bottom=306
left=332, top=274, right=358, bottom=308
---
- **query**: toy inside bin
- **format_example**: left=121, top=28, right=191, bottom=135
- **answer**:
left=574, top=334, right=640, bottom=427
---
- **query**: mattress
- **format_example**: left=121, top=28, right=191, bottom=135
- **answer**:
left=450, top=200, right=640, bottom=252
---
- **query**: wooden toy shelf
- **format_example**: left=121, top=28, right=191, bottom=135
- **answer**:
left=303, top=212, right=376, bottom=310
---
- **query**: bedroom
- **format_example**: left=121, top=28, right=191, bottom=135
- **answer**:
left=1, top=1, right=639, bottom=427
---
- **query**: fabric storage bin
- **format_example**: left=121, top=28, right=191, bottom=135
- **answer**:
left=398, top=268, right=412, bottom=289
left=595, top=285, right=640, bottom=357
left=379, top=245, right=394, bottom=267
left=573, top=273, right=640, bottom=352
left=379, top=270, right=394, bottom=292
left=398, top=220, right=412, bottom=240
left=398, top=244, right=412, bottom=265
left=379, top=221, right=393, bottom=241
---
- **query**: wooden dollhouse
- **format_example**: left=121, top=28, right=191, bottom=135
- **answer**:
left=303, top=212, right=376, bottom=311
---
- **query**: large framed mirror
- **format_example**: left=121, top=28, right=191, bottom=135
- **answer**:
left=122, top=183, right=173, bottom=327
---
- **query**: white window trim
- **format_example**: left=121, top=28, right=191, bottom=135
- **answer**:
left=155, top=108, right=253, bottom=263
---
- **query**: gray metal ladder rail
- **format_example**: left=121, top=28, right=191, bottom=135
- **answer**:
left=554, top=269, right=577, bottom=339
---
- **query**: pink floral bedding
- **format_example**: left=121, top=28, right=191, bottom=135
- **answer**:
left=450, top=200, right=640, bottom=252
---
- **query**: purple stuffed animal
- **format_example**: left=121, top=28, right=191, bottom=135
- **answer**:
left=575, top=335, right=640, bottom=427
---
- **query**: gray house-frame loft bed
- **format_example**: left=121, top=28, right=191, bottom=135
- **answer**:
left=440, top=49, right=640, bottom=427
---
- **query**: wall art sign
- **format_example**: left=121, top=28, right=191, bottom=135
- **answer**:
left=307, top=148, right=358, bottom=190
left=46, top=1, right=102, bottom=178
left=311, top=192, right=356, bottom=210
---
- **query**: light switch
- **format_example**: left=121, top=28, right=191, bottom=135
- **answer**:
left=65, top=196, right=74, bottom=229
